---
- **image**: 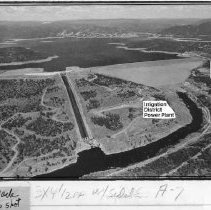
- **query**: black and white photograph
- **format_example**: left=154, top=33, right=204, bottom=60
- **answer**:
left=0, top=2, right=210, bottom=179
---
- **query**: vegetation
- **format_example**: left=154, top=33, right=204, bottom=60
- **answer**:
left=2, top=114, right=32, bottom=130
left=86, top=99, right=100, bottom=110
left=190, top=68, right=211, bottom=96
left=17, top=133, right=77, bottom=159
left=0, top=47, right=48, bottom=63
left=26, top=114, right=74, bottom=137
left=128, top=107, right=142, bottom=120
left=43, top=86, right=66, bottom=107
left=197, top=95, right=211, bottom=111
left=46, top=96, right=65, bottom=107
left=118, top=133, right=211, bottom=177
left=120, top=148, right=199, bottom=176
left=0, top=105, right=18, bottom=121
left=0, top=129, right=17, bottom=171
left=75, top=78, right=92, bottom=87
left=192, top=74, right=211, bottom=88
left=0, top=79, right=56, bottom=124
left=87, top=74, right=96, bottom=80
left=153, top=93, right=166, bottom=101
left=0, top=76, right=79, bottom=176
left=172, top=134, right=211, bottom=176
left=202, top=60, right=210, bottom=68
left=92, top=74, right=127, bottom=87
left=80, top=90, right=97, bottom=101
left=117, top=90, right=136, bottom=98
left=0, top=78, right=55, bottom=101
left=126, top=38, right=211, bottom=55
left=91, top=113, right=123, bottom=131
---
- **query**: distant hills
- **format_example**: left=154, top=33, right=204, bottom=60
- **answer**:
left=161, top=20, right=211, bottom=37
left=0, top=19, right=202, bottom=41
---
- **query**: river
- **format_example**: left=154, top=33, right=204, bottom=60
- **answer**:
left=36, top=92, right=203, bottom=179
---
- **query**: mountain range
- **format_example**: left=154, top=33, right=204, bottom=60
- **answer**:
left=161, top=20, right=211, bottom=37
left=0, top=18, right=205, bottom=41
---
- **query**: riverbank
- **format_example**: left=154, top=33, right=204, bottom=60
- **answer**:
left=35, top=92, right=203, bottom=179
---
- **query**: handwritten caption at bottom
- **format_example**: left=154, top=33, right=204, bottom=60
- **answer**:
left=0, top=187, right=30, bottom=210
left=34, top=183, right=184, bottom=204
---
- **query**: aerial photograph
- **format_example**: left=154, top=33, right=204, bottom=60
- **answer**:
left=0, top=4, right=210, bottom=178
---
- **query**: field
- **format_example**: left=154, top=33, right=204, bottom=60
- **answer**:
left=90, top=57, right=203, bottom=87
left=0, top=74, right=81, bottom=177
left=70, top=69, right=192, bottom=154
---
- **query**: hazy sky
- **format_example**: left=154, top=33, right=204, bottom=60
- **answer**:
left=0, top=5, right=211, bottom=21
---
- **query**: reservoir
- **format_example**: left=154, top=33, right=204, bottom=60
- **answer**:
left=36, top=92, right=203, bottom=179
left=0, top=38, right=180, bottom=72
left=0, top=39, right=201, bottom=87
left=90, top=57, right=203, bottom=87
left=0, top=38, right=202, bottom=87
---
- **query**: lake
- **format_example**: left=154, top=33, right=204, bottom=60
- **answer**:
left=0, top=38, right=180, bottom=72
left=90, top=57, right=203, bottom=87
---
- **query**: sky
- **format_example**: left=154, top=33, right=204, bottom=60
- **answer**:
left=0, top=5, right=211, bottom=21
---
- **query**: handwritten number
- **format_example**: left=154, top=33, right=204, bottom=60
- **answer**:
left=175, top=187, right=184, bottom=201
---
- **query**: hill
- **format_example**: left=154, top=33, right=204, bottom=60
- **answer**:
left=0, top=19, right=201, bottom=40
left=161, top=20, right=211, bottom=37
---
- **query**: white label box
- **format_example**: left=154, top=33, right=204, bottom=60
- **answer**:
left=143, top=101, right=176, bottom=119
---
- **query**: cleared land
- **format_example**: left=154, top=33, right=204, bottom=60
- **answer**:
left=89, top=57, right=203, bottom=87
left=70, top=70, right=192, bottom=155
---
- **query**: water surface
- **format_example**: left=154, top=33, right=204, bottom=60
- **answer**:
left=91, top=57, right=203, bottom=87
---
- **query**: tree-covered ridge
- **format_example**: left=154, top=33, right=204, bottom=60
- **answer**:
left=0, top=47, right=48, bottom=63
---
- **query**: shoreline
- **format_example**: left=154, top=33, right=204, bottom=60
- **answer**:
left=0, top=55, right=58, bottom=67
left=87, top=57, right=203, bottom=87
left=109, top=42, right=196, bottom=57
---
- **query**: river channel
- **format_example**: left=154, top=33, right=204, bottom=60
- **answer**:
left=36, top=92, right=203, bottom=179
